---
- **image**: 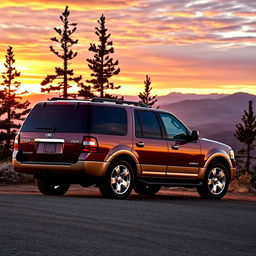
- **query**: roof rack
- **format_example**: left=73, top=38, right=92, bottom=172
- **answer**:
left=91, top=97, right=148, bottom=108
left=49, top=97, right=81, bottom=101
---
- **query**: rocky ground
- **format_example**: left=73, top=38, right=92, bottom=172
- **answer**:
left=0, top=162, right=33, bottom=184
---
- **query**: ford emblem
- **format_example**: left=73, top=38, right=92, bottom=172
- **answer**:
left=45, top=133, right=54, bottom=138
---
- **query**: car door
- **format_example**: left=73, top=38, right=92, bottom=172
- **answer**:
left=158, top=112, right=203, bottom=179
left=133, top=110, right=169, bottom=176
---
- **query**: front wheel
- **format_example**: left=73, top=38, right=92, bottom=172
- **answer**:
left=36, top=179, right=70, bottom=196
left=99, top=159, right=134, bottom=199
left=197, top=162, right=229, bottom=199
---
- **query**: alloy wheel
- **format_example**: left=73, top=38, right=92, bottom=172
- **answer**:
left=207, top=167, right=226, bottom=195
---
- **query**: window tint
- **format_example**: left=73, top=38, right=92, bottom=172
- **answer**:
left=159, top=113, right=188, bottom=140
left=134, top=111, right=142, bottom=137
left=91, top=106, right=127, bottom=136
left=135, top=110, right=162, bottom=138
left=21, top=103, right=89, bottom=133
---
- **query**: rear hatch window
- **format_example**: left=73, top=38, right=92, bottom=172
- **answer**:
left=21, top=103, right=89, bottom=133
left=19, top=103, right=89, bottom=164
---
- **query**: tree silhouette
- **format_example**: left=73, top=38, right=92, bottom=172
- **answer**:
left=78, top=84, right=95, bottom=99
left=85, top=14, right=120, bottom=98
left=41, top=6, right=81, bottom=98
left=0, top=46, right=30, bottom=159
left=138, top=75, right=157, bottom=108
left=235, top=100, right=256, bottom=175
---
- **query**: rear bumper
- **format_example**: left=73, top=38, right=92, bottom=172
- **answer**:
left=13, top=158, right=109, bottom=177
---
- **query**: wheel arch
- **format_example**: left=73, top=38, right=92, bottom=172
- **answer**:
left=200, top=154, right=231, bottom=180
left=106, top=152, right=141, bottom=177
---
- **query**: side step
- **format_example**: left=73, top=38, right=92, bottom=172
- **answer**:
left=137, top=177, right=203, bottom=188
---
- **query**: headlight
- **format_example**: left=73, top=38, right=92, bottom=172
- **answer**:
left=229, top=149, right=235, bottom=159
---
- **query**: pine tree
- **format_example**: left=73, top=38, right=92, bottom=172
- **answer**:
left=235, top=100, right=256, bottom=175
left=41, top=6, right=81, bottom=98
left=0, top=46, right=30, bottom=159
left=85, top=14, right=120, bottom=98
left=78, top=84, right=95, bottom=99
left=138, top=75, right=157, bottom=108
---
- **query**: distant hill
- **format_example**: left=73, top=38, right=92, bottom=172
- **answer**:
left=23, top=92, right=227, bottom=107
left=125, top=92, right=227, bottom=105
left=160, top=92, right=256, bottom=152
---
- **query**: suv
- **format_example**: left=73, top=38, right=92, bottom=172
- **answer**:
left=13, top=97, right=236, bottom=199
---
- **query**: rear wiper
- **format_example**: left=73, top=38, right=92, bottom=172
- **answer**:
left=36, top=127, right=56, bottom=132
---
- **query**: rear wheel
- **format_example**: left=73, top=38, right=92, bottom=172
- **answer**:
left=134, top=182, right=161, bottom=196
left=36, top=179, right=70, bottom=196
left=99, top=159, right=134, bottom=199
left=197, top=162, right=229, bottom=199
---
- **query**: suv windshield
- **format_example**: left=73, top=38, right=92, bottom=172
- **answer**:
left=21, top=103, right=89, bottom=133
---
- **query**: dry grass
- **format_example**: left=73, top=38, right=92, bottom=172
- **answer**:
left=228, top=174, right=254, bottom=193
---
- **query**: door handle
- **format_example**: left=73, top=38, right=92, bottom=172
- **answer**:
left=171, top=144, right=179, bottom=150
left=136, top=141, right=144, bottom=147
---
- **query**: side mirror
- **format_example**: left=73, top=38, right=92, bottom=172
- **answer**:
left=191, top=130, right=199, bottom=141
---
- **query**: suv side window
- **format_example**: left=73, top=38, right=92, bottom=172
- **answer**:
left=159, top=113, right=188, bottom=140
left=135, top=110, right=162, bottom=139
left=91, top=106, right=127, bottom=136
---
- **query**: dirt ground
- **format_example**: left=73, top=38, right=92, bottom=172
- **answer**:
left=0, top=184, right=255, bottom=202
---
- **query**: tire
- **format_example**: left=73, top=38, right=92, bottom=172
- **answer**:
left=197, top=162, right=229, bottom=199
left=36, top=179, right=70, bottom=196
left=134, top=182, right=161, bottom=196
left=99, top=159, right=134, bottom=199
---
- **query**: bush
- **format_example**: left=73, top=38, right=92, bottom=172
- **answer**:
left=229, top=174, right=256, bottom=193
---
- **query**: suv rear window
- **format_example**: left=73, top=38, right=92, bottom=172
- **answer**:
left=21, top=103, right=89, bottom=133
left=91, top=106, right=127, bottom=136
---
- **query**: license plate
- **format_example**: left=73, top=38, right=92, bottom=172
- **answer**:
left=36, top=143, right=63, bottom=154
left=43, top=143, right=57, bottom=153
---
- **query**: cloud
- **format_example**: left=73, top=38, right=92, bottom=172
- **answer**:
left=0, top=0, right=255, bottom=95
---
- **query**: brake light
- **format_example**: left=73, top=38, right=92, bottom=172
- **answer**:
left=82, top=137, right=98, bottom=152
left=14, top=134, right=20, bottom=150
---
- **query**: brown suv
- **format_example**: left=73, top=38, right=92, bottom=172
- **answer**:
left=13, top=97, right=236, bottom=199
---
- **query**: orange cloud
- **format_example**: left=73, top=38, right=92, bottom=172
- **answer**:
left=0, top=0, right=255, bottom=96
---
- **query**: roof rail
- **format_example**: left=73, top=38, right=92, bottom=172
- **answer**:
left=91, top=97, right=148, bottom=108
left=49, top=97, right=79, bottom=101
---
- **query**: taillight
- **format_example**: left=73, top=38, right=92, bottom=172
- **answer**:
left=14, top=134, right=20, bottom=150
left=82, top=137, right=98, bottom=152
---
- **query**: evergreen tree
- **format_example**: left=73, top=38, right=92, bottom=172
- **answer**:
left=85, top=14, right=120, bottom=98
left=0, top=46, right=30, bottom=159
left=78, top=84, right=95, bottom=99
left=235, top=100, right=256, bottom=174
left=138, top=75, right=157, bottom=108
left=41, top=6, right=81, bottom=98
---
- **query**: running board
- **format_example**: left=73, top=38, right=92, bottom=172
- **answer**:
left=137, top=178, right=203, bottom=188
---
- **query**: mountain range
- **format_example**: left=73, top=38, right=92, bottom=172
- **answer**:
left=159, top=92, right=256, bottom=152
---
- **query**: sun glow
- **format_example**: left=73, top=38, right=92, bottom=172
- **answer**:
left=0, top=0, right=255, bottom=97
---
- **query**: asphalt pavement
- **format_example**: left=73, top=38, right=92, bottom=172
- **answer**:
left=0, top=192, right=255, bottom=256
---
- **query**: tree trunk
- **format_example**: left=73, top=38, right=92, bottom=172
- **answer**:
left=246, top=142, right=251, bottom=175
left=63, top=57, right=68, bottom=98
left=63, top=19, right=68, bottom=98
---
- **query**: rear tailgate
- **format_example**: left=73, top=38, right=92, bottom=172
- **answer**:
left=17, top=102, right=89, bottom=164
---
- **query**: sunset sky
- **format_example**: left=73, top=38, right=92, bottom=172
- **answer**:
left=0, top=0, right=256, bottom=96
